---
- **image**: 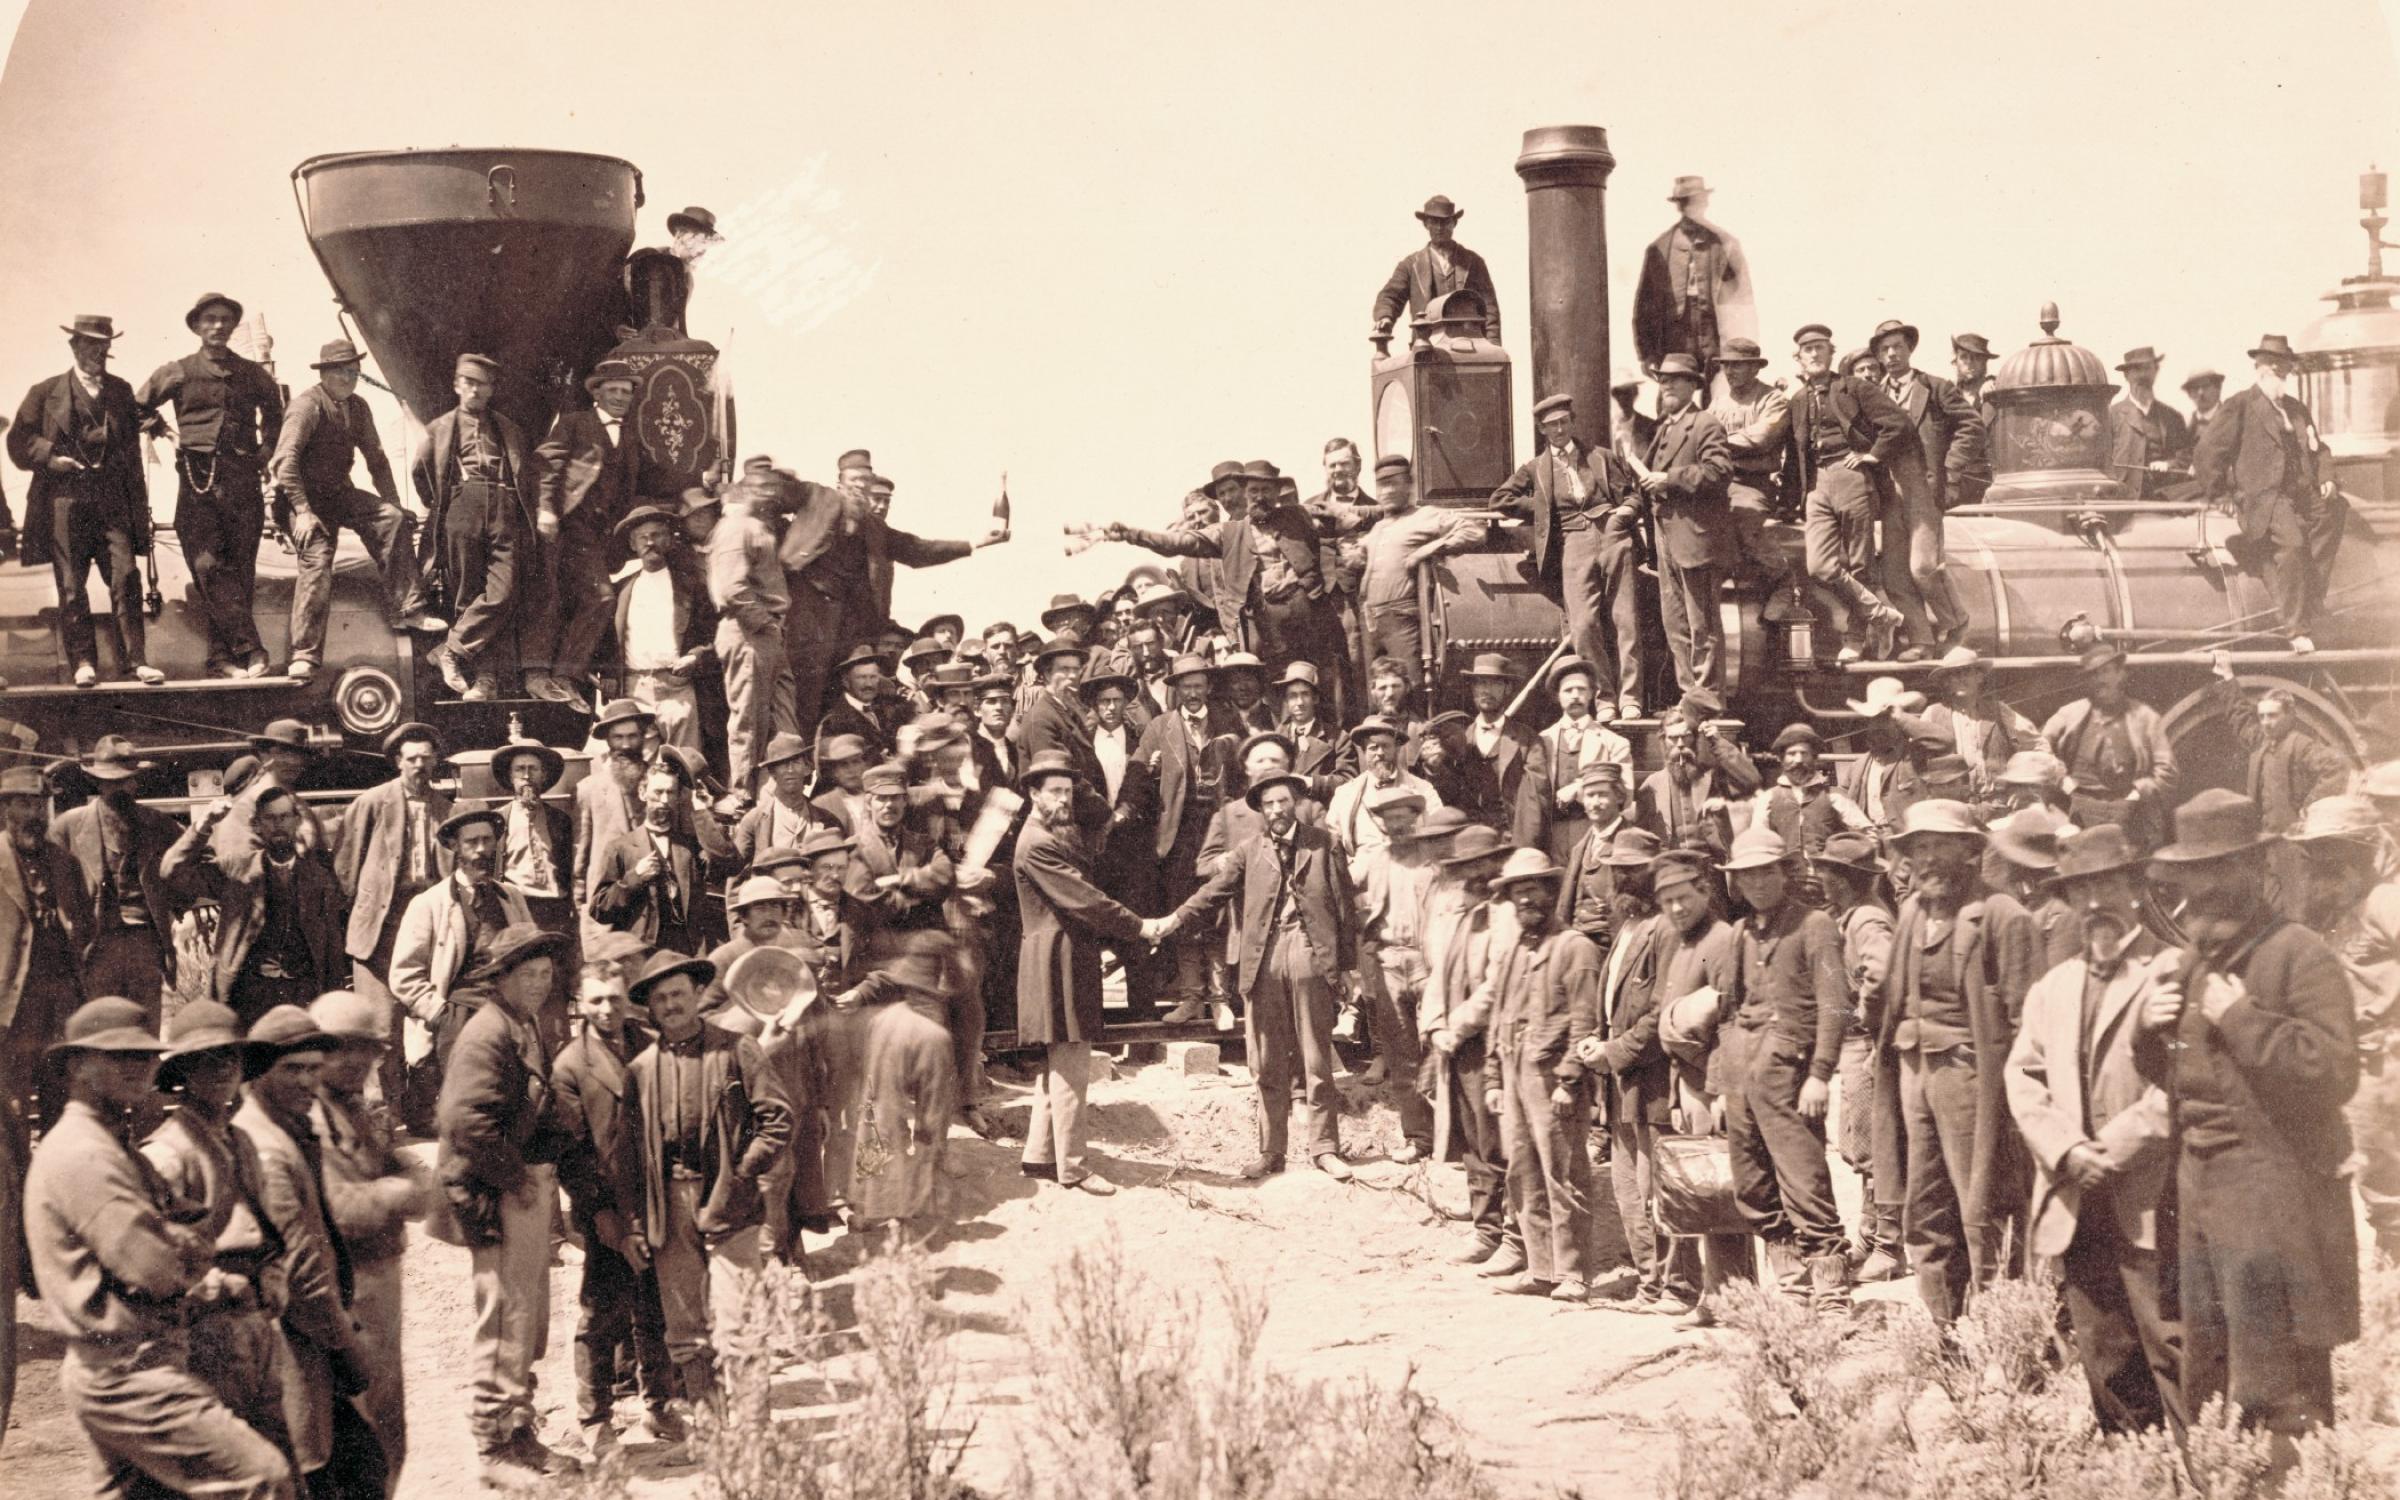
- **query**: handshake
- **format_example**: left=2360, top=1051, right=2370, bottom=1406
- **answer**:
left=1137, top=912, right=1185, bottom=944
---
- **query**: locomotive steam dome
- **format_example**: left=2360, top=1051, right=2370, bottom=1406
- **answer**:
left=1981, top=303, right=2120, bottom=505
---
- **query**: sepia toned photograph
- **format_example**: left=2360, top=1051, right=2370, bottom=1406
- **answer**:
left=0, top=0, right=2396, bottom=1495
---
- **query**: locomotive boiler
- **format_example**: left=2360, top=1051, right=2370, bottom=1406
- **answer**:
left=1398, top=126, right=2400, bottom=793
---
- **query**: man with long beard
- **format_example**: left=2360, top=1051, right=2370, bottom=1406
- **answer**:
left=162, top=785, right=345, bottom=1027
left=575, top=700, right=655, bottom=941
left=1634, top=697, right=1758, bottom=857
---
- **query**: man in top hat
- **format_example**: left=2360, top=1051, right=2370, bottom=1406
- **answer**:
left=2183, top=367, right=2227, bottom=447
left=2289, top=795, right=2400, bottom=1266
left=708, top=467, right=800, bottom=797
left=27, top=997, right=297, bottom=1500
left=271, top=337, right=443, bottom=686
left=162, top=783, right=346, bottom=1028
left=1635, top=353, right=1740, bottom=699
left=1785, top=324, right=1911, bottom=661
left=2193, top=334, right=2349, bottom=653
left=2002, top=824, right=2187, bottom=1436
left=2042, top=643, right=2179, bottom=849
left=390, top=804, right=536, bottom=1090
left=734, top=733, right=818, bottom=868
left=412, top=353, right=535, bottom=700
left=1712, top=336, right=1806, bottom=613
left=1490, top=394, right=1651, bottom=715
left=2107, top=346, right=2192, bottom=500
left=521, top=359, right=648, bottom=703
left=1632, top=175, right=1752, bottom=382
left=1471, top=847, right=1602, bottom=1301
left=433, top=924, right=583, bottom=1484
left=1717, top=826, right=1855, bottom=1312
left=621, top=950, right=793, bottom=1409
left=1372, top=194, right=1500, bottom=348
left=10, top=313, right=164, bottom=686
left=139, top=1001, right=295, bottom=1463
left=591, top=756, right=738, bottom=958
left=1527, top=659, right=1635, bottom=863
left=2137, top=791, right=2358, bottom=1465
left=616, top=501, right=716, bottom=755
left=50, top=736, right=178, bottom=1024
left=234, top=1007, right=371, bottom=1493
left=1166, top=770, right=1361, bottom=1179
left=307, top=989, right=430, bottom=1487
left=576, top=700, right=656, bottom=938
left=137, top=292, right=284, bottom=679
left=1872, top=799, right=2040, bottom=1324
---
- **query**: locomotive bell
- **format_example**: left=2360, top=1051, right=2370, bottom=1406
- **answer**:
left=1981, top=303, right=2120, bottom=506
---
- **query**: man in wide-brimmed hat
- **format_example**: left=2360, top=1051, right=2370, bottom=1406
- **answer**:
left=1632, top=174, right=1750, bottom=381
left=161, top=779, right=347, bottom=1028
left=1919, top=645, right=2050, bottom=802
left=330, top=719, right=452, bottom=1110
left=2192, top=334, right=2349, bottom=653
left=2107, top=345, right=2193, bottom=500
left=27, top=997, right=297, bottom=1499
left=733, top=732, right=815, bottom=867
left=2139, top=790, right=2360, bottom=1459
left=272, top=336, right=443, bottom=686
left=1812, top=830, right=1903, bottom=1282
left=816, top=642, right=903, bottom=766
left=1872, top=798, right=2040, bottom=1326
left=1489, top=395, right=1651, bottom=713
left=1834, top=677, right=1931, bottom=834
left=49, top=736, right=178, bottom=1023
left=1710, top=336, right=1807, bottom=611
left=494, top=738, right=578, bottom=1039
left=589, top=753, right=738, bottom=958
left=414, top=352, right=537, bottom=701
left=1372, top=194, right=1500, bottom=348
left=521, top=358, right=648, bottom=703
left=389, top=803, right=537, bottom=1103
left=1413, top=821, right=1514, bottom=1252
left=575, top=700, right=657, bottom=941
left=136, top=292, right=283, bottom=679
left=10, top=313, right=162, bottom=685
left=2041, top=642, right=2178, bottom=849
left=2288, top=796, right=2400, bottom=1266
left=2001, top=823, right=2187, bottom=1438
left=614, top=500, right=715, bottom=756
left=1989, top=804, right=2084, bottom=971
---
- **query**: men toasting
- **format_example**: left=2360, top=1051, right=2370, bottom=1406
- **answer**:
left=271, top=338, right=442, bottom=686
left=8, top=314, right=163, bottom=685
left=138, top=292, right=283, bottom=680
left=414, top=354, right=536, bottom=701
left=524, top=360, right=645, bottom=703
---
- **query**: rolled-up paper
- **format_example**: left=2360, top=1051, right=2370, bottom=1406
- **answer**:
left=959, top=785, right=1025, bottom=877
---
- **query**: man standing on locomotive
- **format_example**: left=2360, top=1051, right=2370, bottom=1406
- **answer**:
left=413, top=353, right=536, bottom=702
left=8, top=314, right=164, bottom=686
left=2192, top=334, right=2349, bottom=655
left=137, top=292, right=283, bottom=680
left=1786, top=325, right=1908, bottom=663
left=1489, top=394, right=1650, bottom=719
left=271, top=338, right=445, bottom=686
left=523, top=359, right=645, bottom=704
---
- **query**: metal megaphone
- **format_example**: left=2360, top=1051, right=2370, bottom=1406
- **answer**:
left=722, top=944, right=817, bottom=1023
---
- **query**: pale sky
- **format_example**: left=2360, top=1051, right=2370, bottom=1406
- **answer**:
left=4, top=0, right=2398, bottom=634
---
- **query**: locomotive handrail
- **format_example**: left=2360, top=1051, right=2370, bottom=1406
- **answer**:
left=1819, top=646, right=2400, bottom=674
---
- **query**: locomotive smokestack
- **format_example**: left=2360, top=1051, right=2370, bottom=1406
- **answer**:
left=1514, top=125, right=1617, bottom=448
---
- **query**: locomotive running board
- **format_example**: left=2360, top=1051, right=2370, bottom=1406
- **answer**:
left=0, top=674, right=306, bottom=698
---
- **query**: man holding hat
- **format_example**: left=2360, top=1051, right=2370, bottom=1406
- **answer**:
left=2192, top=334, right=2349, bottom=652
left=623, top=949, right=794, bottom=1409
left=161, top=784, right=346, bottom=1028
left=1638, top=353, right=1740, bottom=700
left=390, top=803, right=536, bottom=1096
left=521, top=360, right=647, bottom=703
left=2003, top=824, right=2187, bottom=1436
left=1528, top=657, right=1635, bottom=863
left=9, top=313, right=163, bottom=686
left=2137, top=790, right=2358, bottom=1461
left=26, top=997, right=295, bottom=1500
left=413, top=353, right=536, bottom=700
left=2042, top=644, right=2178, bottom=848
left=616, top=502, right=717, bottom=755
left=2291, top=796, right=2400, bottom=1265
left=1634, top=693, right=1759, bottom=857
left=138, top=292, right=284, bottom=679
left=1632, top=176, right=1748, bottom=381
left=1490, top=396, right=1649, bottom=715
left=51, top=736, right=178, bottom=1023
left=708, top=468, right=800, bottom=795
left=434, top=924, right=582, bottom=1483
left=1786, top=324, right=1910, bottom=661
left=271, top=337, right=443, bottom=686
left=1873, top=798, right=2039, bottom=1324
left=2107, top=346, right=2192, bottom=500
left=1372, top=194, right=1500, bottom=348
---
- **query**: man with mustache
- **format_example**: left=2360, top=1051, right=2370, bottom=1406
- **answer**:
left=390, top=806, right=535, bottom=1082
left=613, top=505, right=715, bottom=756
left=2192, top=335, right=2347, bottom=654
left=162, top=784, right=346, bottom=1027
left=589, top=759, right=738, bottom=958
left=524, top=361, right=645, bottom=704
left=574, top=701, right=658, bottom=944
left=2291, top=796, right=2400, bottom=1266
left=1633, top=695, right=1758, bottom=858
left=333, top=723, right=450, bottom=1120
left=50, top=736, right=176, bottom=1025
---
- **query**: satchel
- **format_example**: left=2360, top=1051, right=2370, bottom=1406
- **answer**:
left=1653, top=1132, right=1749, bottom=1237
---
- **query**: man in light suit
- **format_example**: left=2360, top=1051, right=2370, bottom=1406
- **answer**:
left=412, top=354, right=537, bottom=701
left=523, top=360, right=645, bottom=703
left=390, top=806, right=534, bottom=1080
left=2003, top=824, right=2185, bottom=1436
left=2192, top=334, right=2350, bottom=652
left=1638, top=355, right=1739, bottom=700
left=1167, top=772, right=1360, bottom=1179
left=1370, top=195, right=1500, bottom=348
left=575, top=701, right=654, bottom=945
left=335, top=722, right=452, bottom=1115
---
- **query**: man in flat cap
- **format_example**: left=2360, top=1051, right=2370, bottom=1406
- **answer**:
left=523, top=359, right=647, bottom=703
left=9, top=314, right=163, bottom=686
left=1632, top=176, right=1754, bottom=387
left=1786, top=325, right=1911, bottom=661
left=1491, top=394, right=1650, bottom=716
left=2106, top=346, right=2192, bottom=501
left=2192, top=335, right=2349, bottom=654
left=413, top=353, right=537, bottom=701
left=1372, top=195, right=1500, bottom=349
left=138, top=292, right=284, bottom=679
left=271, top=338, right=443, bottom=686
left=1341, top=453, right=1483, bottom=695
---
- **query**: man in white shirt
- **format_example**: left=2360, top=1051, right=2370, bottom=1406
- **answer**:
left=613, top=505, right=710, bottom=755
left=526, top=361, right=644, bottom=702
left=1328, top=717, right=1443, bottom=861
left=1341, top=454, right=1482, bottom=695
left=1527, top=657, right=1635, bottom=862
left=1085, top=672, right=1137, bottom=808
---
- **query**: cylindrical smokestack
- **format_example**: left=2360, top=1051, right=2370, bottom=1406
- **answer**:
left=1515, top=125, right=1616, bottom=448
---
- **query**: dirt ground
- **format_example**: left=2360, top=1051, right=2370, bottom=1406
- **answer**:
left=2, top=1045, right=1903, bottom=1499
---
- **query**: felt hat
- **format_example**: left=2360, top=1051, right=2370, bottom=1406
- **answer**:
left=80, top=735, right=151, bottom=782
left=2151, top=788, right=2279, bottom=864
left=245, top=1005, right=338, bottom=1063
left=310, top=990, right=392, bottom=1043
left=1365, top=784, right=1428, bottom=818
left=1950, top=332, right=1997, bottom=359
left=1651, top=849, right=1716, bottom=892
left=1532, top=393, right=1575, bottom=421
left=583, top=358, right=637, bottom=392
left=1920, top=754, right=1973, bottom=789
left=585, top=929, right=651, bottom=965
left=2180, top=368, right=2225, bottom=392
left=1891, top=798, right=1985, bottom=846
left=1039, top=594, right=1095, bottom=631
left=249, top=719, right=317, bottom=755
left=218, top=757, right=260, bottom=798
left=1995, top=750, right=2068, bottom=791
left=1273, top=661, right=1321, bottom=691
left=1869, top=318, right=1920, bottom=352
left=490, top=738, right=565, bottom=792
left=1715, top=337, right=1768, bottom=366
left=1207, top=460, right=1245, bottom=486
left=1235, top=729, right=1298, bottom=766
left=1345, top=715, right=1404, bottom=748
left=1018, top=749, right=1082, bottom=792
left=1493, top=847, right=1565, bottom=889
left=1771, top=722, right=1822, bottom=752
left=1845, top=676, right=1923, bottom=719
left=1548, top=656, right=1598, bottom=693
left=1243, top=771, right=1310, bottom=811
left=157, top=1002, right=260, bottom=1073
left=1678, top=686, right=1726, bottom=724
left=920, top=611, right=965, bottom=639
left=1439, top=825, right=1510, bottom=868
left=1600, top=826, right=1664, bottom=868
left=859, top=761, right=908, bottom=795
left=437, top=805, right=505, bottom=844
left=62, top=314, right=123, bottom=342
left=2048, top=824, right=2149, bottom=884
left=1076, top=666, right=1137, bottom=702
left=47, top=997, right=160, bottom=1055
left=1667, top=175, right=1709, bottom=202
left=1392, top=806, right=1470, bottom=846
left=819, top=733, right=869, bottom=765
left=1032, top=636, right=1089, bottom=674
left=1415, top=194, right=1462, bottom=221
left=1931, top=645, right=1987, bottom=675
left=592, top=698, right=656, bottom=734
left=467, top=924, right=573, bottom=986
left=2288, top=794, right=2384, bottom=846
left=1459, top=652, right=1519, bottom=682
left=757, top=733, right=811, bottom=771
left=1134, top=581, right=1195, bottom=616
left=831, top=643, right=891, bottom=677
left=666, top=205, right=722, bottom=239
left=2246, top=334, right=2299, bottom=366
left=627, top=949, right=717, bottom=1004
left=2358, top=760, right=2400, bottom=799
left=2115, top=346, right=2164, bottom=371
left=310, top=338, right=366, bottom=369
left=1212, top=651, right=1266, bottom=679
left=1989, top=805, right=2071, bottom=871
left=901, top=637, right=949, bottom=670
left=731, top=875, right=791, bottom=912
left=796, top=826, right=856, bottom=862
left=382, top=721, right=441, bottom=759
left=1719, top=826, right=1790, bottom=872
left=2079, top=641, right=2130, bottom=672
left=1815, top=831, right=1885, bottom=874
left=1654, top=352, right=1706, bottom=383
left=185, top=292, right=243, bottom=331
left=1239, top=460, right=1281, bottom=482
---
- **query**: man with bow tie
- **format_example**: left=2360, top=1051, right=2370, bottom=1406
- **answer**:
left=524, top=360, right=645, bottom=703
left=588, top=757, right=737, bottom=957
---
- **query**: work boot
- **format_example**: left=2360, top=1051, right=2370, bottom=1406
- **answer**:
left=1865, top=605, right=1902, bottom=662
left=465, top=670, right=500, bottom=702
left=395, top=610, right=450, bottom=634
left=1476, top=1244, right=1530, bottom=1278
left=1549, top=1277, right=1589, bottom=1304
left=1239, top=1154, right=1285, bottom=1180
left=1494, top=1273, right=1559, bottom=1298
left=1854, top=1246, right=1907, bottom=1283
left=1764, top=1240, right=1809, bottom=1305
left=433, top=644, right=470, bottom=693
left=1312, top=1152, right=1354, bottom=1182
left=1450, top=1236, right=1501, bottom=1265
left=286, top=659, right=317, bottom=685
left=131, top=662, right=166, bottom=685
left=1161, top=999, right=1204, bottom=1024
left=480, top=1427, right=584, bottom=1488
left=1808, top=1251, right=1853, bottom=1316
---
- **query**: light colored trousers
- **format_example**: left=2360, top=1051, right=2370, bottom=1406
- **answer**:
left=468, top=1165, right=555, bottom=1447
left=1020, top=1041, right=1093, bottom=1183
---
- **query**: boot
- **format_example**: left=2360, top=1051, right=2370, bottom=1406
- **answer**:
left=1808, top=1251, right=1853, bottom=1316
left=1763, top=1240, right=1809, bottom=1305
